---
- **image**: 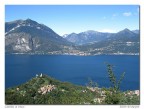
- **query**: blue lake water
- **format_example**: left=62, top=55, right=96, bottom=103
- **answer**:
left=5, top=55, right=140, bottom=91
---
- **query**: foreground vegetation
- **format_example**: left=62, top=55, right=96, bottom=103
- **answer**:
left=5, top=64, right=140, bottom=105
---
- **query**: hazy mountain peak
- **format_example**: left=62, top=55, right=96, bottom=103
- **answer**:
left=69, top=32, right=77, bottom=35
left=118, top=28, right=132, bottom=34
left=123, top=28, right=130, bottom=31
left=21, top=19, right=39, bottom=26
left=25, top=18, right=37, bottom=23
left=122, top=28, right=132, bottom=33
left=81, top=30, right=99, bottom=35
left=25, top=18, right=33, bottom=21
left=85, top=30, right=97, bottom=33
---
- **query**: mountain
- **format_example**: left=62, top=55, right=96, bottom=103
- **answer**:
left=107, top=28, right=139, bottom=42
left=64, top=30, right=112, bottom=45
left=77, top=28, right=140, bottom=55
left=5, top=19, right=72, bottom=53
left=64, top=29, right=139, bottom=45
left=5, top=19, right=139, bottom=55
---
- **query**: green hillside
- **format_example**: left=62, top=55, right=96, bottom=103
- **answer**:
left=5, top=74, right=140, bottom=105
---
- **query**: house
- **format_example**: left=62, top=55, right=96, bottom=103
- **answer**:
left=38, top=84, right=56, bottom=95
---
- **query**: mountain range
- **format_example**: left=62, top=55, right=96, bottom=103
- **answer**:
left=5, top=19, right=140, bottom=55
left=64, top=29, right=139, bottom=45
left=64, top=30, right=112, bottom=45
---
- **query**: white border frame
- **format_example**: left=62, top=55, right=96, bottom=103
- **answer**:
left=1, top=0, right=144, bottom=109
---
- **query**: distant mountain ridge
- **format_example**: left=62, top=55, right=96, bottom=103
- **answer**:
left=77, top=28, right=139, bottom=55
left=5, top=19, right=139, bottom=55
left=64, top=30, right=112, bottom=45
left=64, top=28, right=139, bottom=45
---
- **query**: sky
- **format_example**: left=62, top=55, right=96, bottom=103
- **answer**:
left=5, top=5, right=139, bottom=36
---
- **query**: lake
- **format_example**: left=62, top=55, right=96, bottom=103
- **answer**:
left=5, top=55, right=140, bottom=91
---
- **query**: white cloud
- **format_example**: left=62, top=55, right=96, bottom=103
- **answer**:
left=99, top=29, right=116, bottom=33
left=111, top=14, right=118, bottom=20
left=102, top=16, right=106, bottom=19
left=112, top=14, right=118, bottom=17
left=123, top=12, right=132, bottom=17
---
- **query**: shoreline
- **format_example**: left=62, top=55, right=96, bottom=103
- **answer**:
left=5, top=53, right=139, bottom=56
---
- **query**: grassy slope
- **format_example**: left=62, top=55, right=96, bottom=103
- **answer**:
left=5, top=75, right=97, bottom=104
left=5, top=74, right=140, bottom=105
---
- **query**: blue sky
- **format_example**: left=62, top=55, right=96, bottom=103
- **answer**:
left=5, top=5, right=139, bottom=35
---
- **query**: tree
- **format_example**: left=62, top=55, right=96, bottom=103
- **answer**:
left=107, top=64, right=125, bottom=92
left=105, top=64, right=125, bottom=104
